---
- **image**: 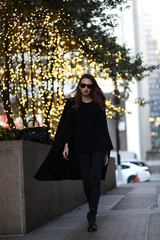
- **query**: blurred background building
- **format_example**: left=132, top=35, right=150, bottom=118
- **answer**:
left=114, top=0, right=160, bottom=160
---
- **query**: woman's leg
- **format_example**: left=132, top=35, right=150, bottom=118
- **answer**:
left=78, top=152, right=92, bottom=207
left=90, top=151, right=105, bottom=211
left=78, top=151, right=105, bottom=210
left=78, top=151, right=105, bottom=232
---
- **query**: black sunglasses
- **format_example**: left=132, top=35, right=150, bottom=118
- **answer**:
left=80, top=83, right=93, bottom=89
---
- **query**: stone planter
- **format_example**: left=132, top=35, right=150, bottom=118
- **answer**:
left=0, top=140, right=116, bottom=235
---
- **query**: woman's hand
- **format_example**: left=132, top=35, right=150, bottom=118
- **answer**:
left=104, top=152, right=109, bottom=166
left=62, top=143, right=69, bottom=160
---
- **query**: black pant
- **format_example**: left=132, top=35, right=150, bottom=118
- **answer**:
left=78, top=151, right=105, bottom=211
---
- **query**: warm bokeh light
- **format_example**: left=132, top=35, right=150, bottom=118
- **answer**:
left=0, top=0, right=154, bottom=138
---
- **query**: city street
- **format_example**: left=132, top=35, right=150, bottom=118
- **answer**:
left=1, top=173, right=160, bottom=240
left=1, top=1, right=160, bottom=239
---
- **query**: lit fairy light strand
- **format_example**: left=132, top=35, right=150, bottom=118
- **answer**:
left=0, top=1, right=142, bottom=137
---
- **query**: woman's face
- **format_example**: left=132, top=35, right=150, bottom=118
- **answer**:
left=79, top=78, right=93, bottom=97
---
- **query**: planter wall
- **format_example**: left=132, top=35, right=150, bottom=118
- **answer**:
left=0, top=140, right=116, bottom=235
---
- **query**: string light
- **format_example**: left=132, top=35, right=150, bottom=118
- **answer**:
left=0, top=0, right=149, bottom=138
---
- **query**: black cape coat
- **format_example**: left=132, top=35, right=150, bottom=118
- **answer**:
left=34, top=99, right=113, bottom=181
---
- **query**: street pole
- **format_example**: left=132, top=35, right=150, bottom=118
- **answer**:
left=116, top=114, right=122, bottom=182
left=114, top=88, right=123, bottom=182
left=116, top=117, right=120, bottom=165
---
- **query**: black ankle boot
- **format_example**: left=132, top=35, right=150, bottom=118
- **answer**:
left=87, top=209, right=97, bottom=232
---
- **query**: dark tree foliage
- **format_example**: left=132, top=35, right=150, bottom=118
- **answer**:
left=34, top=0, right=158, bottom=84
left=0, top=0, right=159, bottom=132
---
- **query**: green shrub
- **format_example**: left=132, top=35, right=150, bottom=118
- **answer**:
left=0, top=126, right=23, bottom=141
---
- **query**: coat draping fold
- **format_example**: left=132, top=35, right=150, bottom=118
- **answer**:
left=34, top=99, right=113, bottom=181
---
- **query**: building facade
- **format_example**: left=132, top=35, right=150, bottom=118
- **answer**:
left=132, top=0, right=160, bottom=151
left=114, top=0, right=160, bottom=160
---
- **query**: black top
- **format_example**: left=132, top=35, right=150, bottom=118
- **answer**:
left=34, top=99, right=113, bottom=181
left=65, top=101, right=112, bottom=154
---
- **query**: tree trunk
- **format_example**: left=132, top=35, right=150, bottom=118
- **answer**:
left=3, top=7, right=15, bottom=128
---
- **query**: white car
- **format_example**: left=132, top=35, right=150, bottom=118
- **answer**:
left=124, top=159, right=150, bottom=173
left=115, top=162, right=151, bottom=184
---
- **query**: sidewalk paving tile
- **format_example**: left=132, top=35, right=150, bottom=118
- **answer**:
left=1, top=180, right=160, bottom=240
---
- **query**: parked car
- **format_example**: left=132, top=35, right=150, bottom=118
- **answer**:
left=115, top=162, right=151, bottom=184
left=123, top=159, right=150, bottom=173
left=110, top=150, right=150, bottom=172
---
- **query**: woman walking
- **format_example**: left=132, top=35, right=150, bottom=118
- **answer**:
left=34, top=73, right=113, bottom=232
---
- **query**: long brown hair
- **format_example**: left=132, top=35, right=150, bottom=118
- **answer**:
left=70, top=74, right=106, bottom=111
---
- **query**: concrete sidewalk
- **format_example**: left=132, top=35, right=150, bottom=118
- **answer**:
left=1, top=179, right=160, bottom=240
